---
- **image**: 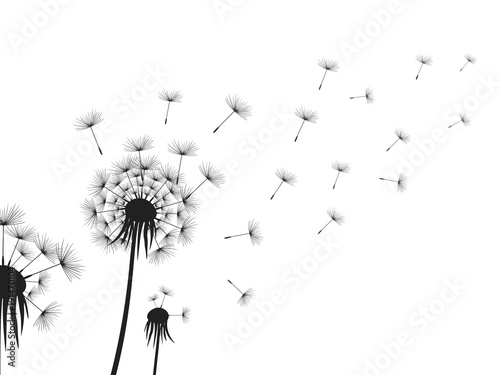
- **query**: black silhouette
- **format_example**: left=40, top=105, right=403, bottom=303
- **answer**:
left=317, top=208, right=345, bottom=234
left=83, top=136, right=198, bottom=375
left=317, top=58, right=339, bottom=90
left=380, top=173, right=408, bottom=192
left=185, top=162, right=225, bottom=199
left=0, top=205, right=82, bottom=373
left=159, top=90, right=183, bottom=125
left=350, top=87, right=374, bottom=104
left=145, top=286, right=189, bottom=375
left=224, top=220, right=263, bottom=246
left=448, top=112, right=471, bottom=128
left=167, top=140, right=199, bottom=185
left=74, top=109, right=105, bottom=155
left=227, top=280, right=255, bottom=307
left=386, top=128, right=411, bottom=152
left=331, top=161, right=351, bottom=189
left=459, top=54, right=476, bottom=72
left=294, top=107, right=319, bottom=142
left=415, top=54, right=433, bottom=79
left=213, top=94, right=252, bottom=133
left=270, top=168, right=297, bottom=200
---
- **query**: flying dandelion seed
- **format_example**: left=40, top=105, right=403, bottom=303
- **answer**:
left=415, top=54, right=433, bottom=80
left=331, top=161, right=351, bottom=190
left=350, top=87, right=374, bottom=104
left=167, top=140, right=198, bottom=185
left=83, top=136, right=207, bottom=375
left=270, top=168, right=297, bottom=200
left=145, top=286, right=189, bottom=375
left=386, top=128, right=411, bottom=152
left=448, top=112, right=471, bottom=128
left=159, top=89, right=183, bottom=125
left=317, top=208, right=345, bottom=234
left=317, top=58, right=340, bottom=90
left=293, top=107, right=319, bottom=142
left=213, top=94, right=252, bottom=133
left=0, top=205, right=82, bottom=373
left=459, top=53, right=476, bottom=72
left=224, top=220, right=263, bottom=246
left=380, top=173, right=408, bottom=192
left=227, top=280, right=254, bottom=307
left=74, top=109, right=105, bottom=155
left=184, top=162, right=225, bottom=200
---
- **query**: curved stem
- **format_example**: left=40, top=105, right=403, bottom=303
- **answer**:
left=110, top=246, right=136, bottom=375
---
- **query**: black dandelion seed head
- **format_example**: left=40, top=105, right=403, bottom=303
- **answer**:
left=167, top=140, right=199, bottom=157
left=396, top=173, right=408, bottom=192
left=395, top=128, right=411, bottom=143
left=459, top=112, right=471, bottom=126
left=275, top=168, right=298, bottom=186
left=74, top=109, right=104, bottom=131
left=225, top=94, right=252, bottom=120
left=318, top=58, right=340, bottom=72
left=464, top=53, right=477, bottom=64
left=159, top=285, right=174, bottom=297
left=237, top=288, right=255, bottom=307
left=327, top=208, right=345, bottom=225
left=247, top=220, right=263, bottom=246
left=416, top=54, right=433, bottom=65
left=123, top=135, right=155, bottom=153
left=148, top=294, right=159, bottom=303
left=199, top=162, right=226, bottom=188
left=55, top=241, right=83, bottom=282
left=181, top=306, right=190, bottom=324
left=331, top=161, right=351, bottom=173
left=364, top=87, right=375, bottom=104
left=6, top=225, right=37, bottom=242
left=0, top=205, right=24, bottom=226
left=33, top=302, right=61, bottom=331
left=159, top=89, right=183, bottom=103
left=295, top=107, right=319, bottom=123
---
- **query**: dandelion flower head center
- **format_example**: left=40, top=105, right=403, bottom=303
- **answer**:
left=125, top=198, right=157, bottom=223
left=0, top=266, right=27, bottom=298
left=147, top=307, right=169, bottom=324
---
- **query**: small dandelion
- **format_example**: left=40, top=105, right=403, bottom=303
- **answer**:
left=459, top=54, right=476, bottom=72
left=167, top=140, right=198, bottom=185
left=317, top=208, right=345, bottom=234
left=379, top=173, right=408, bottom=192
left=227, top=280, right=254, bottom=307
left=159, top=89, right=183, bottom=125
left=224, top=220, right=263, bottom=246
left=331, top=161, right=351, bottom=189
left=415, top=54, right=433, bottom=80
left=294, top=107, right=319, bottom=142
left=448, top=112, right=471, bottom=128
left=213, top=94, right=252, bottom=133
left=74, top=109, right=105, bottom=155
left=270, top=168, right=297, bottom=200
left=386, top=128, right=411, bottom=152
left=184, top=162, right=225, bottom=199
left=350, top=87, right=374, bottom=104
left=317, top=58, right=340, bottom=90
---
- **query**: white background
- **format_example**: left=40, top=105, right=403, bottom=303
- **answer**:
left=1, top=0, right=500, bottom=374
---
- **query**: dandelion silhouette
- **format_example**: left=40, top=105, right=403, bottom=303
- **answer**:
left=145, top=286, right=189, bottom=375
left=331, top=161, right=351, bottom=189
left=448, top=112, right=471, bottom=128
left=167, top=140, right=198, bottom=185
left=459, top=54, right=476, bottom=72
left=415, top=54, right=433, bottom=80
left=184, top=162, right=225, bottom=200
left=159, top=89, right=183, bottom=125
left=83, top=136, right=206, bottom=375
left=350, top=87, right=374, bottom=104
left=213, top=94, right=252, bottom=133
left=224, top=220, right=263, bottom=246
left=379, top=173, right=408, bottom=192
left=317, top=208, right=345, bottom=234
left=317, top=58, right=339, bottom=90
left=227, top=280, right=254, bottom=307
left=0, top=205, right=82, bottom=372
left=270, top=168, right=297, bottom=200
left=386, top=128, right=411, bottom=152
left=293, top=107, right=319, bottom=142
left=74, top=109, right=105, bottom=155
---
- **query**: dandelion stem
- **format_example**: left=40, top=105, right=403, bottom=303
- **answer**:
left=155, top=218, right=181, bottom=230
left=318, top=220, right=333, bottom=234
left=186, top=179, right=208, bottom=199
left=386, top=139, right=400, bottom=152
left=224, top=233, right=249, bottom=239
left=24, top=295, right=43, bottom=312
left=2, top=226, right=5, bottom=265
left=24, top=263, right=60, bottom=279
left=110, top=245, right=136, bottom=375
left=176, top=155, right=183, bottom=185
left=460, top=61, right=469, bottom=72
left=7, top=238, right=21, bottom=266
left=318, top=70, right=328, bottom=90
left=350, top=96, right=364, bottom=99
left=448, top=121, right=461, bottom=128
left=270, top=181, right=284, bottom=200
left=125, top=172, right=139, bottom=199
left=11, top=254, right=23, bottom=267
left=379, top=178, right=398, bottom=183
left=213, top=111, right=234, bottom=133
left=153, top=330, right=161, bottom=375
left=164, top=101, right=171, bottom=125
left=19, top=253, right=43, bottom=273
left=228, top=280, right=243, bottom=295
left=333, top=171, right=341, bottom=189
left=294, top=120, right=306, bottom=142
left=90, top=127, right=103, bottom=155
left=416, top=64, right=423, bottom=80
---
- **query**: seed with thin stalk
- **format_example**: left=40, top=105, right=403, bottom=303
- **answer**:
left=386, top=128, right=411, bottom=152
left=167, top=140, right=198, bottom=185
left=415, top=54, right=433, bottom=80
left=185, top=162, right=225, bottom=199
left=379, top=173, right=408, bottom=192
left=448, top=112, right=471, bottom=128
left=317, top=58, right=339, bottom=90
left=350, top=87, right=374, bottom=104
left=74, top=109, right=105, bottom=155
left=227, top=280, right=255, bottom=307
left=331, top=161, right=351, bottom=189
left=224, top=220, right=263, bottom=246
left=145, top=286, right=189, bottom=375
left=459, top=53, right=476, bottom=72
left=317, top=208, right=345, bottom=234
left=159, top=89, right=183, bottom=125
left=213, top=94, right=252, bottom=133
left=294, top=107, right=319, bottom=142
left=270, top=168, right=297, bottom=200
